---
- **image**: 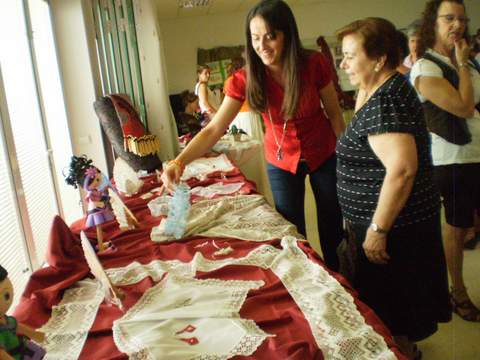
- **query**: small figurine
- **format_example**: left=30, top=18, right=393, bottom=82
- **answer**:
left=64, top=155, right=139, bottom=251
left=83, top=166, right=115, bottom=252
left=0, top=265, right=46, bottom=360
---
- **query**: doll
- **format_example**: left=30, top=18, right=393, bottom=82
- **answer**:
left=0, top=265, right=45, bottom=360
left=83, top=167, right=115, bottom=252
left=64, top=155, right=138, bottom=251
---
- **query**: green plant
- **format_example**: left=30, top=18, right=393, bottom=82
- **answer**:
left=228, top=125, right=247, bottom=135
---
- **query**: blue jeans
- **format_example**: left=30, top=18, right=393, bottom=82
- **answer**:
left=267, top=155, right=342, bottom=270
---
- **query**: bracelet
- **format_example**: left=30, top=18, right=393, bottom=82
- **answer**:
left=458, top=62, right=469, bottom=68
left=168, top=159, right=185, bottom=172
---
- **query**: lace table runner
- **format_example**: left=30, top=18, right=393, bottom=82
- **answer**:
left=269, top=237, right=397, bottom=360
left=39, top=279, right=105, bottom=360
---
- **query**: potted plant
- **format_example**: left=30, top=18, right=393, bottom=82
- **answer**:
left=228, top=125, right=247, bottom=142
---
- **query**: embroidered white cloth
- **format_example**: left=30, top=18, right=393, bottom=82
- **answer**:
left=212, top=137, right=262, bottom=166
left=147, top=194, right=171, bottom=217
left=181, top=154, right=235, bottom=182
left=112, top=276, right=271, bottom=360
left=42, top=239, right=396, bottom=360
left=111, top=238, right=397, bottom=360
left=151, top=194, right=301, bottom=242
left=190, top=182, right=245, bottom=199
left=39, top=279, right=105, bottom=360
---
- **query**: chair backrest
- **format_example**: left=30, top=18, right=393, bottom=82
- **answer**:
left=93, top=95, right=162, bottom=172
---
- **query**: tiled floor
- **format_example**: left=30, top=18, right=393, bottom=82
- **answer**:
left=304, top=180, right=480, bottom=360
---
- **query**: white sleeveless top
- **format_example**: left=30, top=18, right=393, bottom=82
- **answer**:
left=195, top=82, right=222, bottom=113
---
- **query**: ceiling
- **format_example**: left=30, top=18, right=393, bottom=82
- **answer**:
left=155, top=0, right=338, bottom=20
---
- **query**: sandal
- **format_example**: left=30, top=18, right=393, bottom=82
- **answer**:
left=450, top=291, right=480, bottom=322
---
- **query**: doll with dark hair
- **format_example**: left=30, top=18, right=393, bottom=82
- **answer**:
left=65, top=156, right=115, bottom=252
left=0, top=265, right=45, bottom=360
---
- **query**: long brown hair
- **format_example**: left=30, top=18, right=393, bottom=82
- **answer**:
left=418, top=0, right=469, bottom=56
left=245, top=0, right=306, bottom=118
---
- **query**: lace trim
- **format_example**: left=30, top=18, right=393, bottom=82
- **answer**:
left=192, top=320, right=270, bottom=360
left=105, top=259, right=193, bottom=285
left=39, top=279, right=104, bottom=360
left=270, top=237, right=397, bottom=360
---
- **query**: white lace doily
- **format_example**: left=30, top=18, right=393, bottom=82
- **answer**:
left=112, top=276, right=271, bottom=360
left=181, top=154, right=235, bottom=181
left=151, top=194, right=301, bottom=242
left=39, top=279, right=105, bottom=360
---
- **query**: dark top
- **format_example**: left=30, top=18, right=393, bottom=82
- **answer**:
left=421, top=53, right=471, bottom=145
left=176, top=112, right=202, bottom=137
left=336, top=73, right=440, bottom=227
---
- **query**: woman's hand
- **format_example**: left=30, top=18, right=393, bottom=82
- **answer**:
left=363, top=228, right=390, bottom=264
left=454, top=38, right=470, bottom=66
left=160, top=163, right=183, bottom=193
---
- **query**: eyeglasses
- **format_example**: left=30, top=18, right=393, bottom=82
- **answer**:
left=438, top=14, right=470, bottom=24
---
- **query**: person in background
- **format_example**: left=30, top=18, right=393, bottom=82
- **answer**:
left=316, top=35, right=355, bottom=110
left=176, top=90, right=202, bottom=138
left=224, top=56, right=264, bottom=139
left=396, top=30, right=411, bottom=75
left=404, top=21, right=421, bottom=69
left=411, top=0, right=480, bottom=321
left=162, top=0, right=345, bottom=271
left=473, top=29, right=480, bottom=63
left=194, top=65, right=221, bottom=118
left=336, top=17, right=451, bottom=359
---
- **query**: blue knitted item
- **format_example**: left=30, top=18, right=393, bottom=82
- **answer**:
left=164, top=184, right=191, bottom=239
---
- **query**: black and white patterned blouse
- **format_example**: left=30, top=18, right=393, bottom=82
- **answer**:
left=336, top=73, right=440, bottom=227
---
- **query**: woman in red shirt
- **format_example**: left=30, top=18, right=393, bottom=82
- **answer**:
left=162, top=0, right=345, bottom=270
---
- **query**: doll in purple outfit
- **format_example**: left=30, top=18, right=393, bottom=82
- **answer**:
left=83, top=167, right=115, bottom=251
left=64, top=155, right=116, bottom=252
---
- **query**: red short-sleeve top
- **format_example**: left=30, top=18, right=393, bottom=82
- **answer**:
left=224, top=51, right=337, bottom=173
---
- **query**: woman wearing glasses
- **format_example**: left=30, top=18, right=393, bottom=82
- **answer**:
left=411, top=0, right=480, bottom=321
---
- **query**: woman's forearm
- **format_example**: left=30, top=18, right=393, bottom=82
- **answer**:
left=371, top=170, right=416, bottom=231
left=329, top=113, right=346, bottom=137
left=458, top=65, right=475, bottom=117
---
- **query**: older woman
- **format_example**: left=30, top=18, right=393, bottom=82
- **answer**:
left=410, top=0, right=480, bottom=322
left=336, top=18, right=451, bottom=359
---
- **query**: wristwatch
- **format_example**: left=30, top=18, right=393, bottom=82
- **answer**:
left=370, top=222, right=388, bottom=234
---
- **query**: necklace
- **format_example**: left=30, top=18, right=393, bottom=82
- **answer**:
left=267, top=108, right=289, bottom=161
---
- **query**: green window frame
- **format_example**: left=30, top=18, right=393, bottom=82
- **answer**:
left=92, top=0, right=147, bottom=128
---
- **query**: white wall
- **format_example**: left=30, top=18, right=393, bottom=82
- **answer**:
left=160, top=0, right=480, bottom=95
left=134, top=0, right=180, bottom=160
left=50, top=0, right=107, bottom=172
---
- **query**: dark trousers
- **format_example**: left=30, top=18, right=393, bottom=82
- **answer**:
left=267, top=155, right=343, bottom=270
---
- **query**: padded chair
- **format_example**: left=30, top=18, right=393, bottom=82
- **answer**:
left=94, top=95, right=162, bottom=173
